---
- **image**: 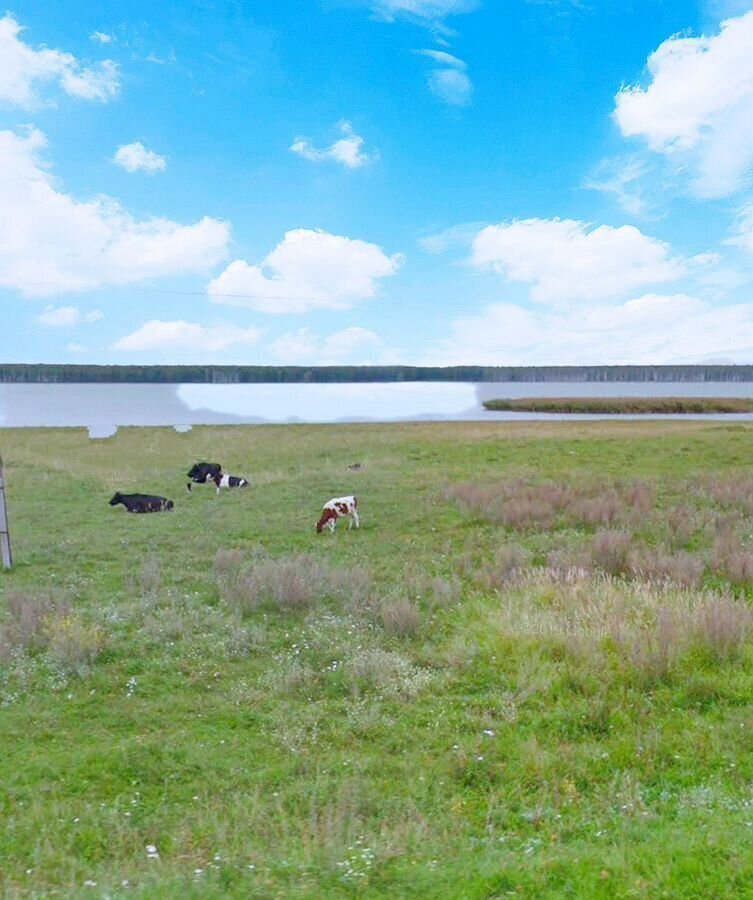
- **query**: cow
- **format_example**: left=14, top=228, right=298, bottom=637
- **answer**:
left=210, top=473, right=249, bottom=494
left=186, top=461, right=222, bottom=492
left=316, top=495, right=359, bottom=533
left=109, top=492, right=174, bottom=513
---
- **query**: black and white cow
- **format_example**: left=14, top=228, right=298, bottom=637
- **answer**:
left=210, top=473, right=249, bottom=494
left=186, top=461, right=222, bottom=492
left=109, top=492, right=174, bottom=513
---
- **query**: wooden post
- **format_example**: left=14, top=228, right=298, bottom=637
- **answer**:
left=0, top=451, right=11, bottom=569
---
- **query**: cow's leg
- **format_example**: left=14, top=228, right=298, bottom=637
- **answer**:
left=328, top=517, right=337, bottom=533
left=352, top=509, right=360, bottom=529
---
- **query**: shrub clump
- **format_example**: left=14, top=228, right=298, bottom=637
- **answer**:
left=215, top=549, right=373, bottom=614
left=0, top=589, right=106, bottom=674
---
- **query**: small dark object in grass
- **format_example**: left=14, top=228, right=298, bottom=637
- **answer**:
left=483, top=397, right=753, bottom=414
left=347, top=462, right=363, bottom=471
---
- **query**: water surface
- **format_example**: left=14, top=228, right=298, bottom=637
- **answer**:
left=1, top=381, right=752, bottom=438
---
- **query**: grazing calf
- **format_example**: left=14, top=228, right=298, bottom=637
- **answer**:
left=109, top=492, right=174, bottom=513
left=211, top=473, right=249, bottom=494
left=186, top=461, right=222, bottom=492
left=316, top=495, right=359, bottom=533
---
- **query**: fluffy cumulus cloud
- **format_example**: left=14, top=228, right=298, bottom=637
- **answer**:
left=0, top=14, right=119, bottom=107
left=614, top=12, right=753, bottom=197
left=90, top=31, right=114, bottom=44
left=113, top=142, right=167, bottom=174
left=113, top=320, right=263, bottom=353
left=36, top=305, right=103, bottom=326
left=0, top=127, right=230, bottom=297
left=416, top=49, right=472, bottom=105
left=290, top=121, right=375, bottom=169
left=470, top=218, right=685, bottom=303
left=268, top=326, right=383, bottom=364
left=208, top=228, right=403, bottom=314
left=426, top=293, right=753, bottom=365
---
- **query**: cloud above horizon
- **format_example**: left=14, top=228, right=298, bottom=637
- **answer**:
left=416, top=48, right=473, bottom=105
left=614, top=11, right=753, bottom=198
left=36, top=305, right=104, bottom=326
left=0, top=127, right=230, bottom=297
left=0, top=14, right=119, bottom=107
left=470, top=218, right=687, bottom=303
left=290, top=120, right=376, bottom=168
left=208, top=228, right=403, bottom=314
left=425, top=292, right=753, bottom=365
left=113, top=320, right=263, bottom=353
left=113, top=141, right=167, bottom=174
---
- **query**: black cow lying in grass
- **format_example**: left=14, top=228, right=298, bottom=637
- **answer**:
left=109, top=492, right=174, bottom=513
left=186, top=461, right=222, bottom=492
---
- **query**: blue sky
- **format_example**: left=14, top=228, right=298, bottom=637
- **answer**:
left=1, top=0, right=752, bottom=365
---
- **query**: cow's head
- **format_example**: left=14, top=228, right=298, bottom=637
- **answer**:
left=316, top=509, right=336, bottom=533
left=109, top=492, right=122, bottom=506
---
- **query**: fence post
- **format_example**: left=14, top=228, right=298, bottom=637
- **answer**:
left=0, top=451, right=12, bottom=569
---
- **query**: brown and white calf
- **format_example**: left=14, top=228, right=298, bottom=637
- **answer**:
left=316, top=495, right=359, bottom=533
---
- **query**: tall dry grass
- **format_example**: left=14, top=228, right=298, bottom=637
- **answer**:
left=445, top=477, right=655, bottom=531
left=214, top=548, right=373, bottom=614
left=492, top=571, right=753, bottom=681
left=0, top=589, right=106, bottom=673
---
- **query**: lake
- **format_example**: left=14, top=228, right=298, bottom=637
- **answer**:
left=2, top=381, right=753, bottom=438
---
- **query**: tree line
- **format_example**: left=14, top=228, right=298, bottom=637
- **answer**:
left=1, top=364, right=753, bottom=383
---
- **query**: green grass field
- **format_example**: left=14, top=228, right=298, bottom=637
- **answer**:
left=2, top=420, right=753, bottom=899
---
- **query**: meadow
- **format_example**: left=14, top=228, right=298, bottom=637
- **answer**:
left=2, top=420, right=753, bottom=898
left=482, top=397, right=753, bottom=414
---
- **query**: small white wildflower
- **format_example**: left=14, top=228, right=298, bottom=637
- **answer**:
left=146, top=844, right=159, bottom=859
left=83, top=880, right=97, bottom=887
left=482, top=729, right=495, bottom=737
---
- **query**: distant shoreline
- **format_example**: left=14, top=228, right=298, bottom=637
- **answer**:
left=483, top=397, right=753, bottom=414
left=2, top=363, right=753, bottom=384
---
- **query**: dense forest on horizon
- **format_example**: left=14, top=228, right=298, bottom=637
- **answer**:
left=2, top=363, right=753, bottom=383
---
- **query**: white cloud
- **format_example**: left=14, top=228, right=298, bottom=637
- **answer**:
left=0, top=127, right=230, bottom=297
left=419, top=221, right=487, bottom=254
left=426, top=293, right=753, bottom=365
left=728, top=200, right=753, bottom=253
left=470, top=218, right=685, bottom=303
left=583, top=156, right=651, bottom=217
left=416, top=48, right=472, bottom=105
left=268, top=326, right=383, bottom=364
left=66, top=342, right=86, bottom=353
left=208, top=228, right=402, bottom=314
left=290, top=121, right=375, bottom=169
left=614, top=12, right=753, bottom=197
left=90, top=31, right=114, bottom=45
left=113, top=320, right=263, bottom=353
left=114, top=142, right=167, bottom=174
left=369, top=0, right=477, bottom=26
left=0, top=14, right=119, bottom=107
left=36, top=305, right=104, bottom=326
